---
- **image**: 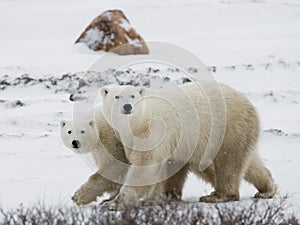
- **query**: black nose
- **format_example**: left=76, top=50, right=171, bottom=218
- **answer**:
left=123, top=104, right=132, bottom=112
left=72, top=140, right=80, bottom=149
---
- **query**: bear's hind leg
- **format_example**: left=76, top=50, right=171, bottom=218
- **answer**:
left=244, top=151, right=277, bottom=199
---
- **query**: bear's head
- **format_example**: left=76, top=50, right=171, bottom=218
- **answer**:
left=100, top=85, right=146, bottom=125
left=59, top=119, right=99, bottom=154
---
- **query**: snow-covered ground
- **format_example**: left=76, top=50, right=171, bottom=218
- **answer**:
left=0, top=0, right=300, bottom=212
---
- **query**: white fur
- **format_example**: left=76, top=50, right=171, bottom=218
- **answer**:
left=60, top=108, right=126, bottom=205
left=100, top=83, right=276, bottom=210
left=60, top=119, right=99, bottom=154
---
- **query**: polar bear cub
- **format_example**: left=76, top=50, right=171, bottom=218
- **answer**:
left=60, top=119, right=99, bottom=154
left=100, top=83, right=277, bottom=210
left=60, top=107, right=128, bottom=205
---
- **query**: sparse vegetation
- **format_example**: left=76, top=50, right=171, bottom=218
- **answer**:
left=0, top=196, right=298, bottom=225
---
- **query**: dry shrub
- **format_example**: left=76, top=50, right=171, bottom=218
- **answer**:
left=0, top=196, right=298, bottom=225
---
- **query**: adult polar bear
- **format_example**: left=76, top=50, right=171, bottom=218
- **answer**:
left=100, top=82, right=276, bottom=209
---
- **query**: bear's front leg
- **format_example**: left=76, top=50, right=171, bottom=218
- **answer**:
left=104, top=164, right=164, bottom=211
left=104, top=185, right=161, bottom=211
left=199, top=145, right=246, bottom=203
left=99, top=188, right=120, bottom=205
left=72, top=172, right=119, bottom=205
left=103, top=186, right=139, bottom=211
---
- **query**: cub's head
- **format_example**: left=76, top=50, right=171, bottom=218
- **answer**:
left=100, top=85, right=146, bottom=123
left=59, top=119, right=99, bottom=154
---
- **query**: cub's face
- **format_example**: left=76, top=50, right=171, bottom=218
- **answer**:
left=59, top=120, right=99, bottom=154
left=100, top=85, right=145, bottom=125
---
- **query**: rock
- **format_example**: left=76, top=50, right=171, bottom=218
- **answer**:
left=6, top=100, right=26, bottom=108
left=75, top=9, right=149, bottom=55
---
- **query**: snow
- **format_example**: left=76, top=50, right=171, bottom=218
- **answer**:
left=125, top=34, right=143, bottom=47
left=119, top=18, right=132, bottom=32
left=0, top=0, right=300, bottom=214
left=80, top=28, right=112, bottom=49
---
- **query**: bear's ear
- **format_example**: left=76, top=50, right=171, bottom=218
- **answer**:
left=60, top=120, right=66, bottom=128
left=139, top=87, right=146, bottom=96
left=89, top=120, right=95, bottom=128
left=100, top=87, right=109, bottom=97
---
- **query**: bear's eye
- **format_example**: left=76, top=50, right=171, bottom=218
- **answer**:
left=67, top=130, right=72, bottom=134
left=81, top=130, right=85, bottom=134
left=131, top=95, right=135, bottom=99
left=115, top=95, right=120, bottom=99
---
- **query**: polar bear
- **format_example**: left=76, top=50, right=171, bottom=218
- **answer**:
left=100, top=83, right=277, bottom=209
left=60, top=107, right=184, bottom=206
left=60, top=108, right=129, bottom=205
